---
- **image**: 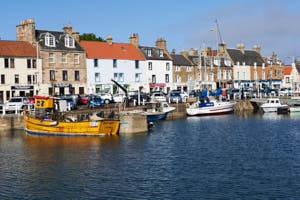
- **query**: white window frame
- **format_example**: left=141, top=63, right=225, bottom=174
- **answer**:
left=74, top=54, right=79, bottom=64
left=148, top=62, right=152, bottom=70
left=147, top=49, right=152, bottom=57
left=65, top=34, right=75, bottom=48
left=49, top=53, right=55, bottom=63
left=175, top=66, right=180, bottom=72
left=135, top=73, right=141, bottom=82
left=210, top=72, right=214, bottom=81
left=166, top=63, right=170, bottom=71
left=95, top=72, right=100, bottom=82
left=45, top=33, right=55, bottom=47
left=159, top=50, right=163, bottom=57
left=186, top=66, right=191, bottom=72
left=62, top=53, right=67, bottom=64
left=223, top=70, right=227, bottom=80
left=254, top=71, right=257, bottom=80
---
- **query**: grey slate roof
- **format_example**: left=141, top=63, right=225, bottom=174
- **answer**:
left=227, top=48, right=264, bottom=65
left=171, top=54, right=192, bottom=66
left=139, top=46, right=171, bottom=60
left=296, top=64, right=300, bottom=74
left=188, top=55, right=199, bottom=66
left=36, top=30, right=85, bottom=52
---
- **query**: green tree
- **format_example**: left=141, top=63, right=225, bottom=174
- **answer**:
left=79, top=33, right=105, bottom=42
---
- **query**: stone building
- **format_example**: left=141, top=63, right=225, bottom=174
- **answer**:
left=0, top=40, right=42, bottom=103
left=171, top=49, right=197, bottom=92
left=16, top=19, right=87, bottom=96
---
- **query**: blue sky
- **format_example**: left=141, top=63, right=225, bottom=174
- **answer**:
left=1, top=0, right=300, bottom=63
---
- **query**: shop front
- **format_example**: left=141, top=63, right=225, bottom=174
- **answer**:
left=149, top=83, right=166, bottom=93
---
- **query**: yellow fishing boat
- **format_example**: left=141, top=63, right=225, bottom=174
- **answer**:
left=24, top=96, right=119, bottom=136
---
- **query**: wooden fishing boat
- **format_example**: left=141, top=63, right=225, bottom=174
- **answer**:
left=24, top=96, right=119, bottom=136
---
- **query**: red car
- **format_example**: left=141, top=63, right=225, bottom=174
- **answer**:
left=79, top=95, right=89, bottom=105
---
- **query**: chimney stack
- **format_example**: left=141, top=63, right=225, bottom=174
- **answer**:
left=16, top=18, right=36, bottom=43
left=155, top=38, right=167, bottom=50
left=72, top=30, right=80, bottom=42
left=253, top=45, right=261, bottom=55
left=181, top=49, right=188, bottom=57
left=171, top=49, right=176, bottom=54
left=107, top=35, right=113, bottom=45
left=272, top=52, right=277, bottom=59
left=189, top=48, right=198, bottom=56
left=237, top=43, right=245, bottom=54
left=63, top=23, right=73, bottom=35
left=129, top=33, right=139, bottom=48
left=218, top=41, right=226, bottom=56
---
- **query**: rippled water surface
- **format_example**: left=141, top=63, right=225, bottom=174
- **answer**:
left=1, top=113, right=300, bottom=199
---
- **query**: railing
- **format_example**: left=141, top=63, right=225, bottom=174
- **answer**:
left=0, top=104, right=35, bottom=116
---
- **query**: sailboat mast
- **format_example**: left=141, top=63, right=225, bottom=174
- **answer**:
left=215, top=20, right=222, bottom=88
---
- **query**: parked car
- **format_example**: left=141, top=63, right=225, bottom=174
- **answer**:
left=98, top=93, right=113, bottom=104
left=113, top=94, right=125, bottom=103
left=179, top=91, right=188, bottom=101
left=4, top=97, right=30, bottom=112
left=60, top=96, right=76, bottom=110
left=79, top=95, right=89, bottom=105
left=89, top=96, right=104, bottom=108
left=151, top=92, right=166, bottom=102
left=168, top=91, right=182, bottom=103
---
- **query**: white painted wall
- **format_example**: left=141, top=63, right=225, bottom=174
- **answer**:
left=86, top=58, right=148, bottom=94
left=233, top=64, right=251, bottom=88
left=0, top=57, right=42, bottom=102
left=145, top=60, right=173, bottom=93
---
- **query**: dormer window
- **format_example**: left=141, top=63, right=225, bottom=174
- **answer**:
left=45, top=33, right=55, bottom=47
left=159, top=50, right=163, bottom=57
left=147, top=49, right=152, bottom=57
left=65, top=34, right=75, bottom=48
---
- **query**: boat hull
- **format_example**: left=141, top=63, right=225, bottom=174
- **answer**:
left=261, top=105, right=288, bottom=113
left=186, top=103, right=234, bottom=116
left=146, top=112, right=169, bottom=121
left=24, top=114, right=120, bottom=136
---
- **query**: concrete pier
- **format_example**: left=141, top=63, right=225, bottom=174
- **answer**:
left=119, top=111, right=148, bottom=134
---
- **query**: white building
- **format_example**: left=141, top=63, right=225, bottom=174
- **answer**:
left=0, top=40, right=42, bottom=103
left=138, top=37, right=173, bottom=93
left=80, top=36, right=147, bottom=94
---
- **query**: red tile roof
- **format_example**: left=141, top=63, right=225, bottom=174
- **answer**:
left=80, top=41, right=145, bottom=60
left=0, top=40, right=36, bottom=57
left=284, top=65, right=292, bottom=75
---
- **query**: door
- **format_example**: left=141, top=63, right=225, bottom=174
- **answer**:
left=79, top=87, right=84, bottom=95
left=59, top=87, right=65, bottom=96
left=0, top=91, right=3, bottom=104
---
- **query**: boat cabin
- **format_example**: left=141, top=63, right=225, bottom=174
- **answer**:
left=198, top=97, right=214, bottom=107
left=34, top=96, right=54, bottom=109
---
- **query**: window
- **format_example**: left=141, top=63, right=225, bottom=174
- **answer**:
left=262, top=71, right=265, bottom=80
left=286, top=77, right=290, bottom=83
left=113, top=59, right=117, bottom=68
left=165, top=74, right=169, bottom=83
left=176, top=75, right=181, bottom=83
left=243, top=72, right=246, bottom=80
left=186, top=66, right=191, bottom=72
left=152, top=75, right=156, bottom=83
left=15, top=74, right=19, bottom=84
left=62, top=53, right=67, bottom=64
left=32, top=59, right=36, bottom=68
left=114, top=73, right=118, bottom=81
left=45, top=33, right=55, bottom=47
left=1, top=74, right=5, bottom=84
left=27, top=75, right=32, bottom=84
left=237, top=61, right=240, bottom=66
left=74, top=54, right=79, bottom=64
left=65, top=34, right=75, bottom=48
left=218, top=70, right=221, bottom=80
left=198, top=72, right=202, bottom=81
left=228, top=70, right=232, bottom=80
left=187, top=75, right=191, bottom=81
left=205, top=72, right=208, bottom=81
left=4, top=58, right=9, bottom=68
left=262, top=63, right=265, bottom=69
left=223, top=70, right=227, bottom=80
left=50, top=70, right=55, bottom=81
left=254, top=62, right=257, bottom=69
left=135, top=60, right=139, bottom=69
left=27, top=59, right=31, bottom=68
left=95, top=72, right=100, bottom=82
left=75, top=71, right=80, bottom=81
left=119, top=73, right=124, bottom=82
left=135, top=73, right=141, bottom=82
left=147, top=49, right=152, bottom=57
left=237, top=72, right=240, bottom=80
left=49, top=53, right=55, bottom=63
left=33, top=74, right=36, bottom=84
left=175, top=66, right=180, bottom=72
left=166, top=63, right=170, bottom=71
left=148, top=62, right=152, bottom=70
left=159, top=50, right=163, bottom=57
left=10, top=58, right=15, bottom=68
left=62, top=70, right=68, bottom=81
left=94, top=59, right=98, bottom=67
left=210, top=72, right=214, bottom=81
left=254, top=71, right=257, bottom=80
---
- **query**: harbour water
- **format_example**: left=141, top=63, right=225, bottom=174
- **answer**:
left=1, top=113, right=300, bottom=199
